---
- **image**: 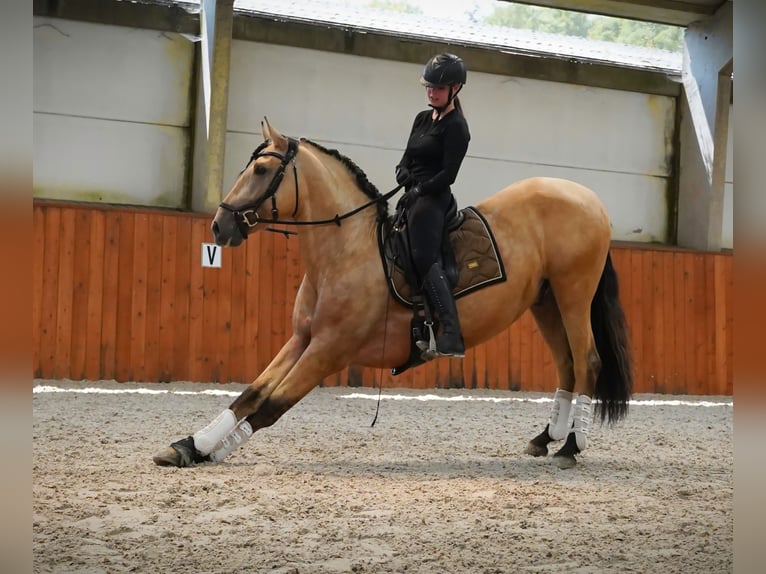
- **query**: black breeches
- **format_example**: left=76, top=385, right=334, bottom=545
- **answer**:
left=406, top=191, right=453, bottom=282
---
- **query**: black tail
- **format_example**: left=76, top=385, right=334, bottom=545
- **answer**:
left=591, top=252, right=633, bottom=424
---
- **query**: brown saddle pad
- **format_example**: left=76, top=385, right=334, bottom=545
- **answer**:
left=383, top=206, right=507, bottom=308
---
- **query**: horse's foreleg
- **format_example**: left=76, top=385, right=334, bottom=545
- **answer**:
left=151, top=334, right=308, bottom=467
left=209, top=337, right=354, bottom=463
left=153, top=278, right=317, bottom=468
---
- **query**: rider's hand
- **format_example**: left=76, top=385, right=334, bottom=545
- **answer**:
left=401, top=185, right=422, bottom=209
left=395, top=166, right=411, bottom=186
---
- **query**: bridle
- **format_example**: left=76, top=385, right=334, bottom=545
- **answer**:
left=218, top=137, right=403, bottom=239
left=218, top=137, right=300, bottom=239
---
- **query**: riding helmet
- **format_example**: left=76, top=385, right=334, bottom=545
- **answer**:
left=420, top=53, right=467, bottom=87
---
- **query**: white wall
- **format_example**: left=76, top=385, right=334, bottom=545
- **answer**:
left=33, top=18, right=194, bottom=207
left=224, top=42, right=675, bottom=242
left=32, top=19, right=732, bottom=246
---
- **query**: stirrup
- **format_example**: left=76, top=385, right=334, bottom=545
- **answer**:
left=416, top=340, right=465, bottom=359
left=416, top=320, right=439, bottom=360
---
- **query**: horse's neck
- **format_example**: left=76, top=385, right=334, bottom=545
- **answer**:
left=297, top=154, right=380, bottom=275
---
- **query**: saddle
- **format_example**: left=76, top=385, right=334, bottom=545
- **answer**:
left=377, top=202, right=507, bottom=374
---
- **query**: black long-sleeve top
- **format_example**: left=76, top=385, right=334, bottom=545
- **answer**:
left=397, top=109, right=471, bottom=196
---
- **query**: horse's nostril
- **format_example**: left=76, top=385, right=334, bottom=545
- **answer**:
left=211, top=221, right=220, bottom=237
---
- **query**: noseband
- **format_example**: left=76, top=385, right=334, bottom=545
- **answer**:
left=218, top=137, right=299, bottom=239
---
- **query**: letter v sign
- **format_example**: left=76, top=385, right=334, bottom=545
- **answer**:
left=201, top=243, right=222, bottom=268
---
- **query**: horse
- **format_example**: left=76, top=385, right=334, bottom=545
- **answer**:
left=153, top=118, right=632, bottom=470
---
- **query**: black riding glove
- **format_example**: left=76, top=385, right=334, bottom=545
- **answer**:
left=395, top=165, right=411, bottom=186
left=400, top=185, right=422, bottom=209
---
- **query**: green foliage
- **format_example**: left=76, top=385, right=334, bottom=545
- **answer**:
left=485, top=3, right=683, bottom=52
left=366, top=0, right=422, bottom=14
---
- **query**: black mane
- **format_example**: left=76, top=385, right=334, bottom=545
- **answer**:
left=301, top=138, right=390, bottom=220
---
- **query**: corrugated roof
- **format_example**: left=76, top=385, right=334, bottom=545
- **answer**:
left=179, top=0, right=682, bottom=72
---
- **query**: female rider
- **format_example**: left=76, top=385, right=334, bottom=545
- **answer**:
left=395, top=53, right=471, bottom=358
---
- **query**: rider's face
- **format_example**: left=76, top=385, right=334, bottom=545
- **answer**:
left=426, top=84, right=451, bottom=107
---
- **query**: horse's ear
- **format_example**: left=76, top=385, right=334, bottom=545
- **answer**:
left=260, top=117, right=270, bottom=141
left=261, top=116, right=288, bottom=152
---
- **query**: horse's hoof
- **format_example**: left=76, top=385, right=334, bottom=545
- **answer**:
left=524, top=442, right=548, bottom=457
left=152, top=446, right=185, bottom=467
left=552, top=454, right=577, bottom=469
left=152, top=436, right=205, bottom=467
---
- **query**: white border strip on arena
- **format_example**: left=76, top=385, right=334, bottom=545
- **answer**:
left=32, top=385, right=732, bottom=407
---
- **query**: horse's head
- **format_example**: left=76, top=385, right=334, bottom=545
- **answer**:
left=212, top=118, right=299, bottom=246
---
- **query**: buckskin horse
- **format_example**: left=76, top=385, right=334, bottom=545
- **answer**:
left=153, top=118, right=632, bottom=470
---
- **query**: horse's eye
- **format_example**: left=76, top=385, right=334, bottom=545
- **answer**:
left=254, top=165, right=267, bottom=175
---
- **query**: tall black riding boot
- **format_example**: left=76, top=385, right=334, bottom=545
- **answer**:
left=422, top=262, right=465, bottom=357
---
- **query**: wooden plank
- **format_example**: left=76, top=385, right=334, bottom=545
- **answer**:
left=682, top=253, right=696, bottom=394
left=69, top=209, right=91, bottom=380
left=671, top=252, right=686, bottom=394
left=529, top=320, right=544, bottom=391
left=463, top=342, right=477, bottom=389
left=498, top=329, right=511, bottom=391
left=215, top=240, right=233, bottom=383
left=84, top=210, right=105, bottom=381
left=257, top=232, right=274, bottom=375
left=713, top=255, right=729, bottom=395
left=188, top=220, right=207, bottom=382
left=423, top=349, right=439, bottom=390
left=473, top=330, right=487, bottom=390
left=158, top=216, right=178, bottom=382
left=173, top=216, right=192, bottom=382
left=661, top=250, right=675, bottom=393
left=114, top=212, right=136, bottom=382
left=509, top=322, right=521, bottom=391
left=54, top=208, right=76, bottom=380
left=200, top=237, right=221, bottom=383
left=100, top=211, right=121, bottom=380
left=541, top=321, right=557, bottom=393
left=270, top=234, right=288, bottom=360
left=693, top=254, right=707, bottom=395
left=142, top=213, right=164, bottom=382
left=650, top=251, right=666, bottom=393
left=484, top=330, right=498, bottom=390
left=227, top=238, right=248, bottom=383
left=243, top=234, right=262, bottom=382
left=724, top=255, right=733, bottom=394
left=629, top=250, right=644, bottom=393
left=519, top=313, right=532, bottom=392
left=40, top=206, right=62, bottom=378
left=449, top=350, right=465, bottom=389
left=32, top=206, right=46, bottom=377
left=129, top=213, right=149, bottom=381
left=640, top=251, right=656, bottom=393
left=703, top=254, right=717, bottom=394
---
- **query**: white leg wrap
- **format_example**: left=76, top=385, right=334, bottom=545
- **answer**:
left=547, top=389, right=574, bottom=441
left=192, top=409, right=237, bottom=455
left=209, top=420, right=253, bottom=462
left=573, top=395, right=592, bottom=451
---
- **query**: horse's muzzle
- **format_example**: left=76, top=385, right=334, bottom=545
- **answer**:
left=211, top=213, right=245, bottom=247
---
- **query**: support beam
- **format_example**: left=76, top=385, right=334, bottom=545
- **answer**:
left=676, top=1, right=732, bottom=250
left=504, top=0, right=728, bottom=27
left=191, top=0, right=234, bottom=213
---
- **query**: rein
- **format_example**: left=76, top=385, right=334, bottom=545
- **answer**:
left=219, top=138, right=404, bottom=237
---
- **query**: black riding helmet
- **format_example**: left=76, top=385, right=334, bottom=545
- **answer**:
left=420, top=53, right=466, bottom=118
left=420, top=53, right=467, bottom=88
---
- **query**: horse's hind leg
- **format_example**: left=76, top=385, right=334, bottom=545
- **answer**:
left=546, top=279, right=602, bottom=469
left=524, top=284, right=576, bottom=458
